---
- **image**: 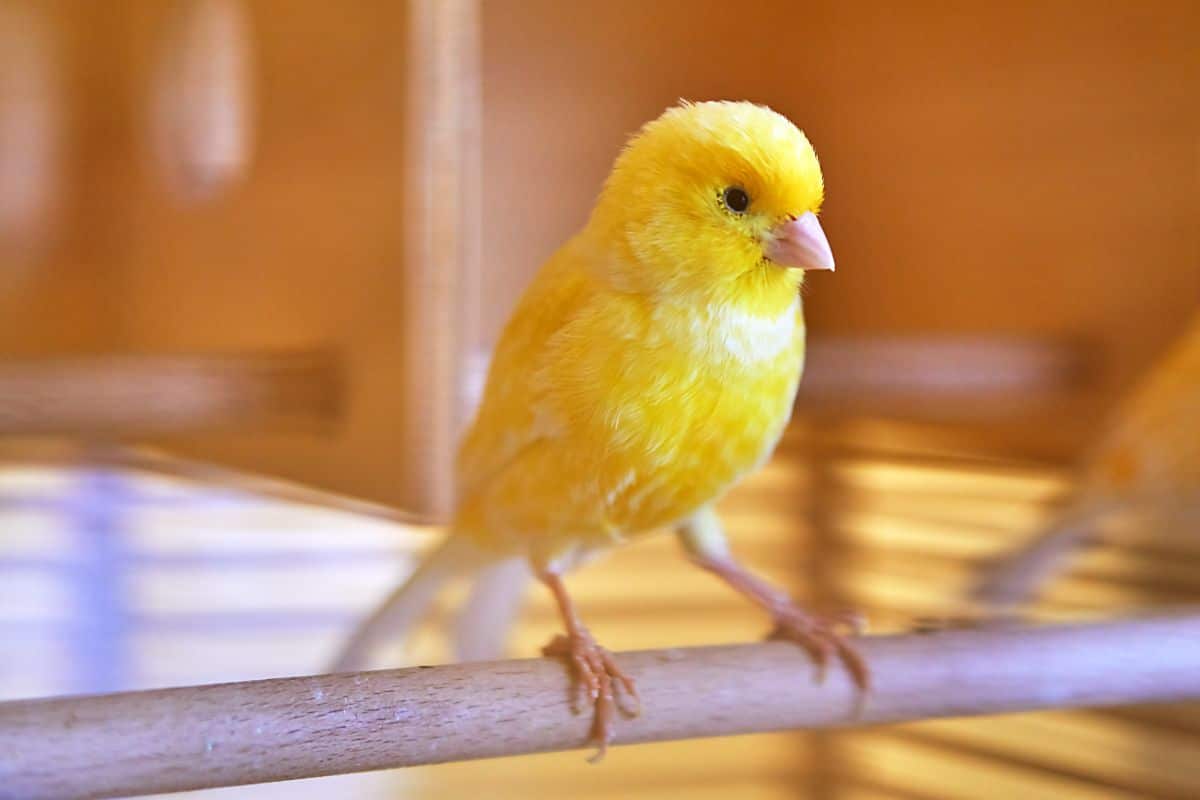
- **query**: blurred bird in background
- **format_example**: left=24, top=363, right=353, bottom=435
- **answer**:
left=333, top=100, right=867, bottom=756
left=972, top=311, right=1200, bottom=614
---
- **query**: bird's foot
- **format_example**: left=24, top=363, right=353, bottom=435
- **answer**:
left=768, top=607, right=872, bottom=692
left=542, top=629, right=640, bottom=762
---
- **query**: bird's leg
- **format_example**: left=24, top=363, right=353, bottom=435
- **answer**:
left=538, top=571, right=639, bottom=762
left=678, top=509, right=871, bottom=691
left=692, top=554, right=870, bottom=689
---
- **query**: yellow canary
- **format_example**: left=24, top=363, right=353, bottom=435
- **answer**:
left=334, top=101, right=865, bottom=755
left=972, top=311, right=1200, bottom=612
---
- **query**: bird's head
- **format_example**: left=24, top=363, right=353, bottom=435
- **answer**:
left=588, top=100, right=833, bottom=307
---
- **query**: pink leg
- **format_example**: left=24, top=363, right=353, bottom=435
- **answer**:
left=539, top=572, right=639, bottom=762
left=693, top=555, right=871, bottom=691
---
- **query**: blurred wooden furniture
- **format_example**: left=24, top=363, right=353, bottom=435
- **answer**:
left=0, top=352, right=337, bottom=436
left=0, top=2, right=1197, bottom=799
left=0, top=0, right=480, bottom=516
left=0, top=0, right=1195, bottom=512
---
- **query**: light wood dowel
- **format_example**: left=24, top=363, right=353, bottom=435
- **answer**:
left=0, top=351, right=340, bottom=436
left=1, top=613, right=1197, bottom=799
left=398, top=0, right=482, bottom=516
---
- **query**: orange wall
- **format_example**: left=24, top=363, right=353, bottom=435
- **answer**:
left=482, top=0, right=1200, bottom=397
left=0, top=2, right=118, bottom=356
left=112, top=1, right=417, bottom=505
left=0, top=2, right=419, bottom=505
left=1, top=1, right=1196, bottom=503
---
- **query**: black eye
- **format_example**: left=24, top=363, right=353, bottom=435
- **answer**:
left=722, top=186, right=750, bottom=213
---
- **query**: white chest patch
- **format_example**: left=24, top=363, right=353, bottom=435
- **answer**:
left=688, top=298, right=799, bottom=364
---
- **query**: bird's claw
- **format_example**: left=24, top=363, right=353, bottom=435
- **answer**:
left=768, top=608, right=872, bottom=693
left=542, top=630, right=640, bottom=762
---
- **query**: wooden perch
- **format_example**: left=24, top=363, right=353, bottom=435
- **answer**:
left=399, top=0, right=482, bottom=516
left=0, top=351, right=341, bottom=437
left=797, top=337, right=1095, bottom=418
left=152, top=0, right=255, bottom=201
left=2, top=613, right=1198, bottom=800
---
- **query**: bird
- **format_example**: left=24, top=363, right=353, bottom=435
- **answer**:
left=332, top=100, right=868, bottom=758
left=971, top=311, right=1200, bottom=614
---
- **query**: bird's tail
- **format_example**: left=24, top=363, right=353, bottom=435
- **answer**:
left=968, top=504, right=1103, bottom=614
left=330, top=534, right=493, bottom=672
left=452, top=556, right=531, bottom=661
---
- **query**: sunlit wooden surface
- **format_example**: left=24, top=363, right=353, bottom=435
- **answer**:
left=2, top=417, right=1198, bottom=798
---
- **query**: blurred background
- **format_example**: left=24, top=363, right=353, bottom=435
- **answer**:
left=0, top=0, right=1198, bottom=798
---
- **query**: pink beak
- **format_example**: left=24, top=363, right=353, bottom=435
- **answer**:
left=764, top=211, right=835, bottom=271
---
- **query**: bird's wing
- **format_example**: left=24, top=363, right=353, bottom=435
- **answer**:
left=455, top=245, right=592, bottom=498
